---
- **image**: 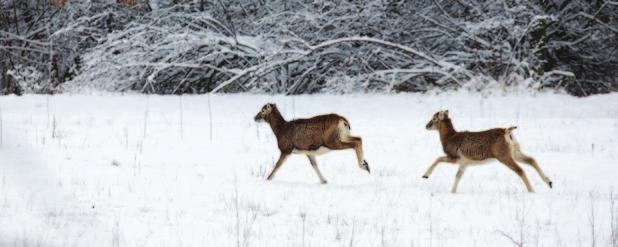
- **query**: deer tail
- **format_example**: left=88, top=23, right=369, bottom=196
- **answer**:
left=504, top=126, right=519, bottom=149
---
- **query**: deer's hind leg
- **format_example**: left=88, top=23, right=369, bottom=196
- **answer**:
left=497, top=156, right=535, bottom=192
left=514, top=150, right=552, bottom=188
left=307, top=155, right=328, bottom=184
left=345, top=136, right=369, bottom=172
left=330, top=121, right=369, bottom=173
left=328, top=137, right=370, bottom=173
left=451, top=163, right=469, bottom=193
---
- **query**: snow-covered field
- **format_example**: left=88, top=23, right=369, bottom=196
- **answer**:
left=0, top=93, right=617, bottom=247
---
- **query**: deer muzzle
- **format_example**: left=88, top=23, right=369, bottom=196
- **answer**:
left=254, top=113, right=263, bottom=122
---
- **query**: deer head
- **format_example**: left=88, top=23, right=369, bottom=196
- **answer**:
left=254, top=103, right=275, bottom=122
left=425, top=110, right=449, bottom=130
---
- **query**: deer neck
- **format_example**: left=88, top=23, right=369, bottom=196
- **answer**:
left=266, top=109, right=287, bottom=137
left=438, top=118, right=457, bottom=145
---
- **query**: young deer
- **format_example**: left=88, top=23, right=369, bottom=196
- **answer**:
left=423, top=110, right=552, bottom=193
left=254, top=103, right=370, bottom=184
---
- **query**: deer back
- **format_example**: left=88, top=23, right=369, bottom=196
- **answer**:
left=279, top=114, right=345, bottom=152
left=446, top=129, right=508, bottom=160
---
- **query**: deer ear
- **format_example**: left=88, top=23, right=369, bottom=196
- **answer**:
left=438, top=110, right=447, bottom=120
left=265, top=104, right=272, bottom=110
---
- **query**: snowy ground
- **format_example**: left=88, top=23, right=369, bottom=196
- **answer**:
left=0, top=92, right=617, bottom=247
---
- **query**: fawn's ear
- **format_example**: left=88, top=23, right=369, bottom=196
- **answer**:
left=438, top=110, right=448, bottom=120
left=265, top=103, right=273, bottom=110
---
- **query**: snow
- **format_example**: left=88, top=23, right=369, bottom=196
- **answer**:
left=0, top=92, right=617, bottom=246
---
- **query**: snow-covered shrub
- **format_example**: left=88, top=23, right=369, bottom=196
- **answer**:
left=2, top=0, right=616, bottom=95
left=64, top=6, right=271, bottom=93
left=426, top=0, right=616, bottom=96
left=6, top=65, right=48, bottom=94
left=0, top=0, right=137, bottom=93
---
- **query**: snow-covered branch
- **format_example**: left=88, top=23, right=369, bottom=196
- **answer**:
left=1, top=0, right=615, bottom=96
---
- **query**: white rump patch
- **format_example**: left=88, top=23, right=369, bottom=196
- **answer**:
left=504, top=130, right=521, bottom=157
left=338, top=120, right=351, bottom=141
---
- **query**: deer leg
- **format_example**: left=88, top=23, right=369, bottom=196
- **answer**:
left=307, top=155, right=327, bottom=184
left=346, top=136, right=369, bottom=173
left=423, top=156, right=456, bottom=179
left=450, top=163, right=468, bottom=193
left=514, top=152, right=552, bottom=188
left=498, top=157, right=535, bottom=192
left=266, top=153, right=289, bottom=181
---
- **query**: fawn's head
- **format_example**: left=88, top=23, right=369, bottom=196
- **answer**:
left=426, top=110, right=449, bottom=130
left=254, top=103, right=276, bottom=122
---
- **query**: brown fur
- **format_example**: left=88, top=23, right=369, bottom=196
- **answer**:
left=49, top=0, right=67, bottom=6
left=255, top=103, right=369, bottom=183
left=439, top=119, right=511, bottom=161
left=423, top=110, right=552, bottom=193
left=266, top=108, right=349, bottom=153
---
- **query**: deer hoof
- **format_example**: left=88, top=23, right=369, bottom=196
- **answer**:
left=361, top=160, right=370, bottom=173
left=321, top=180, right=328, bottom=184
left=422, top=175, right=429, bottom=179
left=548, top=181, right=553, bottom=188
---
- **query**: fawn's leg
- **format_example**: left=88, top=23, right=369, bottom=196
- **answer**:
left=423, top=156, right=456, bottom=178
left=514, top=152, right=552, bottom=188
left=266, top=153, right=289, bottom=181
left=499, top=157, right=535, bottom=192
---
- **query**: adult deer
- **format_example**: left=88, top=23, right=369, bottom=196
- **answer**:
left=254, top=103, right=370, bottom=184
left=423, top=110, right=552, bottom=193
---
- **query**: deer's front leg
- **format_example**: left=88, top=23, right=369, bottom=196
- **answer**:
left=422, top=156, right=455, bottom=178
left=266, top=153, right=290, bottom=181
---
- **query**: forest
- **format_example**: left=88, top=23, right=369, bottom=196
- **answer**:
left=1, top=0, right=616, bottom=96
